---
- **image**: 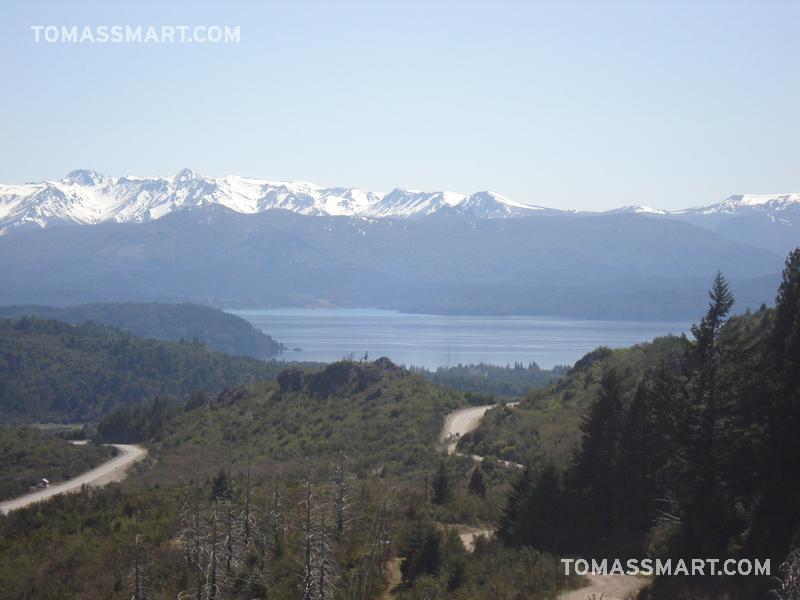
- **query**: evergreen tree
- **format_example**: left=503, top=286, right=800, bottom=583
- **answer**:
left=681, top=272, right=735, bottom=555
left=498, top=467, right=534, bottom=547
left=211, top=468, right=233, bottom=502
left=524, top=464, right=564, bottom=552
left=686, top=271, right=735, bottom=470
left=615, top=377, right=664, bottom=542
left=400, top=516, right=444, bottom=583
left=431, top=461, right=452, bottom=505
left=750, top=248, right=800, bottom=561
left=498, top=464, right=564, bottom=551
left=772, top=248, right=800, bottom=384
left=467, top=464, right=487, bottom=498
left=569, top=367, right=625, bottom=539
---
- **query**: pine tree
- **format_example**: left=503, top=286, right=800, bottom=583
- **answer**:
left=497, top=466, right=534, bottom=547
left=400, top=516, right=444, bottom=583
left=570, top=366, right=625, bottom=538
left=749, top=248, right=800, bottom=561
left=688, top=271, right=735, bottom=466
left=431, top=461, right=452, bottom=505
left=211, top=468, right=232, bottom=502
left=681, top=272, right=736, bottom=555
left=525, top=464, right=564, bottom=552
left=615, top=378, right=662, bottom=540
left=467, top=464, right=487, bottom=498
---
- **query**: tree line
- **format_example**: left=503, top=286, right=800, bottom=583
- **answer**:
left=498, top=249, right=800, bottom=598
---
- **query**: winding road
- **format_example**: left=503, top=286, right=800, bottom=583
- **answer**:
left=0, top=443, right=147, bottom=515
left=441, top=403, right=524, bottom=468
left=441, top=404, right=496, bottom=455
left=441, top=404, right=648, bottom=599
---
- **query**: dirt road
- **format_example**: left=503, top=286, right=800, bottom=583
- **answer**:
left=0, top=444, right=147, bottom=515
left=557, top=573, right=649, bottom=599
left=442, top=403, right=523, bottom=468
left=441, top=404, right=496, bottom=454
left=440, top=405, right=648, bottom=598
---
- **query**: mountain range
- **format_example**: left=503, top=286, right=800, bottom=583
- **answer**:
left=0, top=169, right=797, bottom=321
left=1, top=169, right=798, bottom=255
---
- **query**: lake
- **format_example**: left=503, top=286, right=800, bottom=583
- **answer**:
left=229, top=308, right=692, bottom=369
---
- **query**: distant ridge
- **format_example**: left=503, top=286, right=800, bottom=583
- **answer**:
left=1, top=169, right=797, bottom=234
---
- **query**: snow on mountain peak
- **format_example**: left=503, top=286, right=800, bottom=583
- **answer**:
left=175, top=168, right=199, bottom=182
left=679, top=193, right=800, bottom=216
left=1, top=170, right=798, bottom=234
left=63, top=169, right=107, bottom=187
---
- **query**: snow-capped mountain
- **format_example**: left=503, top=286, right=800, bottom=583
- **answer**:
left=1, top=171, right=798, bottom=247
left=0, top=169, right=549, bottom=232
left=675, top=194, right=800, bottom=222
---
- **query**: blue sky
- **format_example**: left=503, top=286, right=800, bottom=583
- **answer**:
left=1, top=0, right=797, bottom=210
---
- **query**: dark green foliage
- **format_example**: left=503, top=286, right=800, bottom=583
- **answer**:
left=569, top=367, right=625, bottom=534
left=459, top=336, right=685, bottom=466
left=0, top=427, right=114, bottom=500
left=0, top=318, right=282, bottom=422
left=486, top=254, right=800, bottom=598
left=97, top=397, right=181, bottom=443
left=746, top=248, right=800, bottom=569
left=411, top=362, right=567, bottom=397
left=210, top=468, right=232, bottom=501
left=467, top=465, right=487, bottom=498
left=497, top=467, right=533, bottom=547
left=432, top=461, right=453, bottom=505
left=0, top=302, right=284, bottom=358
left=614, top=376, right=672, bottom=537
left=145, top=359, right=462, bottom=482
left=400, top=516, right=444, bottom=582
left=498, top=465, right=563, bottom=552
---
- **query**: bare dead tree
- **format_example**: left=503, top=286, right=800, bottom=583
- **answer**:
left=178, top=502, right=232, bottom=600
left=315, top=508, right=338, bottom=600
left=299, top=475, right=316, bottom=600
left=241, top=463, right=254, bottom=550
left=180, top=486, right=204, bottom=572
left=771, top=547, right=800, bottom=600
left=223, top=499, right=237, bottom=574
left=208, top=506, right=222, bottom=600
left=347, top=501, right=392, bottom=600
left=269, top=472, right=286, bottom=559
left=129, top=512, right=149, bottom=600
left=332, top=450, right=356, bottom=539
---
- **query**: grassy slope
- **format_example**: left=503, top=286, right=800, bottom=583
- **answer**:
left=459, top=336, right=686, bottom=466
left=0, top=427, right=114, bottom=500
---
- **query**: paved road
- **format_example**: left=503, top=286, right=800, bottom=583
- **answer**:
left=0, top=444, right=147, bottom=515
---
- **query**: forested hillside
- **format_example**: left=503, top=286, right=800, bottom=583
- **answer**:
left=412, top=362, right=567, bottom=397
left=100, top=358, right=464, bottom=480
left=464, top=250, right=800, bottom=599
left=0, top=302, right=284, bottom=359
left=0, top=427, right=114, bottom=500
left=0, top=359, right=586, bottom=599
left=459, top=338, right=685, bottom=465
left=3, top=257, right=798, bottom=598
left=0, top=318, right=285, bottom=422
